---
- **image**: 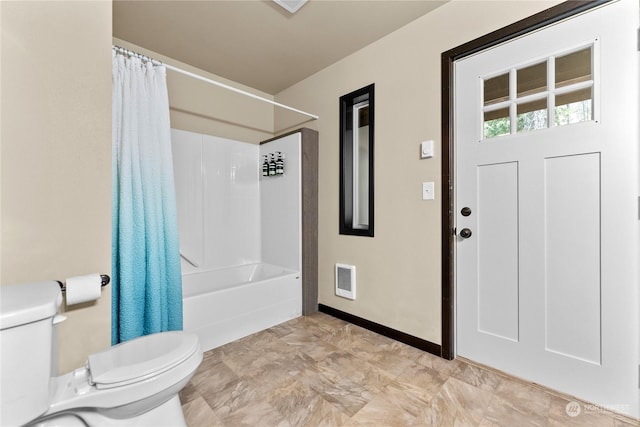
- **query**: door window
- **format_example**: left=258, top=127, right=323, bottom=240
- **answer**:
left=482, top=44, right=595, bottom=140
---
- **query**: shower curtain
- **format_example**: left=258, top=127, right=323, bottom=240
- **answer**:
left=112, top=53, right=182, bottom=344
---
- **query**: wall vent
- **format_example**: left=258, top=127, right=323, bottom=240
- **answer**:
left=335, top=263, right=356, bottom=300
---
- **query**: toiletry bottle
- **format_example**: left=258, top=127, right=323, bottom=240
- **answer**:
left=269, top=153, right=276, bottom=176
left=262, top=155, right=269, bottom=177
left=276, top=152, right=284, bottom=175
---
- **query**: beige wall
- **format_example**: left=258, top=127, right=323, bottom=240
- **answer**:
left=1, top=1, right=112, bottom=373
left=275, top=0, right=562, bottom=345
left=0, top=0, right=563, bottom=377
left=113, top=38, right=275, bottom=143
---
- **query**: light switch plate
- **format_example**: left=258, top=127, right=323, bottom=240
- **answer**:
left=421, top=140, right=434, bottom=159
left=422, top=181, right=435, bottom=200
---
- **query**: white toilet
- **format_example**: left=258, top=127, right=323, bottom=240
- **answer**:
left=0, top=281, right=202, bottom=426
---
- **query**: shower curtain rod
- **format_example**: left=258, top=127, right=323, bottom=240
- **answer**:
left=112, top=45, right=319, bottom=120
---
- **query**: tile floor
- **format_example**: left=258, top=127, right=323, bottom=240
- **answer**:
left=179, top=312, right=638, bottom=427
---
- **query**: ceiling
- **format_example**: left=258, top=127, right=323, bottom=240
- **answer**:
left=113, top=0, right=448, bottom=95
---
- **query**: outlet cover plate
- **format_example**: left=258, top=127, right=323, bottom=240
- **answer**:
left=422, top=181, right=435, bottom=200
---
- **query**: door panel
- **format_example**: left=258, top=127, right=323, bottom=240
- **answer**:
left=455, top=0, right=639, bottom=418
left=544, top=153, right=601, bottom=364
left=477, top=161, right=519, bottom=341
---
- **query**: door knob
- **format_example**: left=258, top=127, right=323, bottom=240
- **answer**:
left=460, top=228, right=472, bottom=239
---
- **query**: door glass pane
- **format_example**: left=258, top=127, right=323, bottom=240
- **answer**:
left=517, top=98, right=548, bottom=132
left=517, top=61, right=547, bottom=97
left=555, top=47, right=592, bottom=88
left=484, top=73, right=509, bottom=106
left=480, top=45, right=596, bottom=139
left=555, top=87, right=592, bottom=126
left=484, top=107, right=510, bottom=139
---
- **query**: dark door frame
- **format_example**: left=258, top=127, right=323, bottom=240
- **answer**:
left=439, top=0, right=610, bottom=360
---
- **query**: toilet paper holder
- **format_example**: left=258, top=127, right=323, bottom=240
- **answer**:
left=56, top=275, right=110, bottom=292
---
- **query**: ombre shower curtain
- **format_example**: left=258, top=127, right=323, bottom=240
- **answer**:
left=112, top=52, right=182, bottom=344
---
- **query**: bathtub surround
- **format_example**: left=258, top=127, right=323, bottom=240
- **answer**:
left=171, top=129, right=261, bottom=272
left=112, top=53, right=182, bottom=344
left=261, top=128, right=319, bottom=315
left=173, top=128, right=318, bottom=350
left=259, top=133, right=302, bottom=273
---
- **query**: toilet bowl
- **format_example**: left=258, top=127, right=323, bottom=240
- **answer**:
left=0, top=281, right=202, bottom=426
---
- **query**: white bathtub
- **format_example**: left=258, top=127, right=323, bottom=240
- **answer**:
left=182, top=263, right=302, bottom=352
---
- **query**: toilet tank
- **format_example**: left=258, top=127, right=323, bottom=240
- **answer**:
left=0, top=281, right=62, bottom=426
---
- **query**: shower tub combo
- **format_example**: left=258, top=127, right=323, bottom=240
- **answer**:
left=182, top=263, right=301, bottom=352
left=172, top=129, right=307, bottom=353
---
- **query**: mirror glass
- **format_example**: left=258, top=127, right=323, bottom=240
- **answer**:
left=340, top=84, right=374, bottom=237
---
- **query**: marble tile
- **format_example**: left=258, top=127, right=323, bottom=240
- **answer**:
left=243, top=359, right=295, bottom=395
left=294, top=361, right=375, bottom=417
left=351, top=395, right=417, bottom=426
left=235, top=328, right=282, bottom=351
left=190, top=349, right=229, bottom=384
left=266, top=378, right=319, bottom=421
left=274, top=350, right=318, bottom=377
left=268, top=318, right=301, bottom=338
left=452, top=363, right=503, bottom=393
left=454, top=409, right=484, bottom=427
left=415, top=351, right=463, bottom=376
left=182, top=396, right=224, bottom=427
left=217, top=343, right=282, bottom=375
left=179, top=380, right=201, bottom=406
left=492, top=376, right=552, bottom=420
left=278, top=315, right=337, bottom=340
left=381, top=378, right=434, bottom=417
left=396, top=361, right=450, bottom=398
left=200, top=377, right=260, bottom=419
left=477, top=420, right=503, bottom=427
left=181, top=313, right=633, bottom=427
left=298, top=338, right=343, bottom=362
left=307, top=312, right=349, bottom=331
left=323, top=323, right=385, bottom=352
left=317, top=350, right=395, bottom=393
left=365, top=340, right=425, bottom=377
left=316, top=383, right=373, bottom=418
left=199, top=347, right=226, bottom=367
left=437, top=377, right=493, bottom=424
left=299, top=318, right=340, bottom=340
left=218, top=400, right=290, bottom=427
left=412, top=393, right=457, bottom=427
left=292, top=395, right=354, bottom=427
left=485, top=394, right=549, bottom=427
left=191, top=359, right=238, bottom=393
left=282, top=328, right=328, bottom=349
left=266, top=377, right=359, bottom=427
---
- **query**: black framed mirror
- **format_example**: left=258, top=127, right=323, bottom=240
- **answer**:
left=339, top=84, right=374, bottom=237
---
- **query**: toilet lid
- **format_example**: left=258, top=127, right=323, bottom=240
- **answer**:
left=88, top=331, right=200, bottom=389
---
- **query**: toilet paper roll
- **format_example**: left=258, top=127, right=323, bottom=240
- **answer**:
left=65, top=273, right=102, bottom=305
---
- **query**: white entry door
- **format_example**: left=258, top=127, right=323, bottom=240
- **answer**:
left=455, top=0, right=639, bottom=417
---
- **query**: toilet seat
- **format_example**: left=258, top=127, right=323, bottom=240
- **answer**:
left=89, top=331, right=199, bottom=389
left=42, top=331, right=202, bottom=418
